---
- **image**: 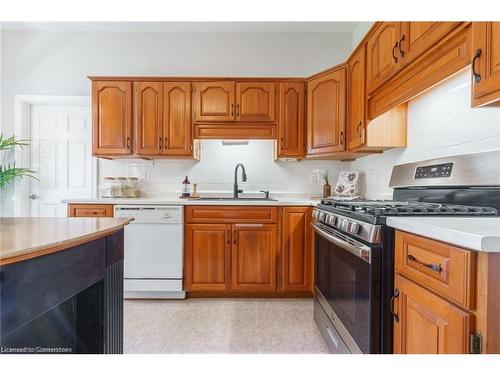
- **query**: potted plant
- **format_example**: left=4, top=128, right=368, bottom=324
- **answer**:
left=318, top=170, right=331, bottom=198
left=0, top=134, right=37, bottom=189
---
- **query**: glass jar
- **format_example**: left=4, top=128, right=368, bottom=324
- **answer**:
left=113, top=177, right=126, bottom=198
left=124, top=177, right=141, bottom=198
left=100, top=177, right=115, bottom=198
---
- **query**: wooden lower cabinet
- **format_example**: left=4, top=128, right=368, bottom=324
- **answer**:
left=393, top=274, right=473, bottom=354
left=280, top=207, right=312, bottom=291
left=67, top=204, right=114, bottom=217
left=231, top=224, right=277, bottom=291
left=184, top=224, right=232, bottom=291
left=184, top=206, right=312, bottom=295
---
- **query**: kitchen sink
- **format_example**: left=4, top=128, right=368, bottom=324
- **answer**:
left=188, top=197, right=278, bottom=201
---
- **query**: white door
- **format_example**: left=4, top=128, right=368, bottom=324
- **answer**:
left=29, top=105, right=93, bottom=217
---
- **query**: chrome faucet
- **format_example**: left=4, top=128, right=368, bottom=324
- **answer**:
left=233, top=163, right=247, bottom=198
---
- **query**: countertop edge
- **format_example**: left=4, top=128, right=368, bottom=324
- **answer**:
left=0, top=218, right=132, bottom=266
left=386, top=217, right=499, bottom=252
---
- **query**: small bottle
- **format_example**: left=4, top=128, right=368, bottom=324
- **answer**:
left=182, top=176, right=191, bottom=197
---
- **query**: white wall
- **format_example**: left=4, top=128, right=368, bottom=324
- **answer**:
left=0, top=30, right=352, bottom=136
left=351, top=68, right=500, bottom=199
left=351, top=22, right=374, bottom=49
left=99, top=141, right=344, bottom=198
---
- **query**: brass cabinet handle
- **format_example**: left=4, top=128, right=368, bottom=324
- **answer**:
left=164, top=137, right=168, bottom=149
left=231, top=103, right=234, bottom=116
left=472, top=48, right=482, bottom=83
left=391, top=289, right=400, bottom=323
left=233, top=230, right=237, bottom=244
left=340, top=131, right=344, bottom=145
left=126, top=137, right=131, bottom=149
left=392, top=41, right=399, bottom=63
left=236, top=103, right=240, bottom=117
left=159, top=137, right=162, bottom=149
left=408, top=254, right=442, bottom=273
left=398, top=34, right=406, bottom=58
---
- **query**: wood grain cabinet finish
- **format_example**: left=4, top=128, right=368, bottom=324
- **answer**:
left=134, top=82, right=163, bottom=156
left=280, top=207, right=312, bottom=292
left=92, top=81, right=132, bottom=156
left=277, top=82, right=306, bottom=158
left=367, top=22, right=402, bottom=94
left=163, top=82, right=193, bottom=156
left=236, top=82, right=276, bottom=122
left=393, top=274, right=473, bottom=354
left=398, top=22, right=462, bottom=67
left=194, top=81, right=235, bottom=122
left=231, top=224, right=277, bottom=291
left=184, top=224, right=232, bottom=291
left=347, top=45, right=367, bottom=151
left=395, top=231, right=475, bottom=309
left=67, top=204, right=114, bottom=217
left=307, top=67, right=346, bottom=156
left=472, top=22, right=500, bottom=107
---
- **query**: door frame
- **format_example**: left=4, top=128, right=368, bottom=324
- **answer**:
left=13, top=95, right=96, bottom=216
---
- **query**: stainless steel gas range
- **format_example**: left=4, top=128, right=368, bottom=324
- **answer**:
left=312, top=151, right=500, bottom=354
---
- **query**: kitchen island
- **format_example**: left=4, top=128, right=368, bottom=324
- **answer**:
left=0, top=217, right=131, bottom=354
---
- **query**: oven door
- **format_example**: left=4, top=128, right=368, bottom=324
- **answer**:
left=313, top=222, right=381, bottom=354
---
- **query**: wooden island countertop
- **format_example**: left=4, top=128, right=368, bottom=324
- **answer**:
left=0, top=217, right=132, bottom=266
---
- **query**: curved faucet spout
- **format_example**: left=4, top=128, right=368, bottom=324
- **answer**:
left=233, top=163, right=247, bottom=198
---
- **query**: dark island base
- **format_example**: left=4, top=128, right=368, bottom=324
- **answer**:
left=0, top=230, right=124, bottom=354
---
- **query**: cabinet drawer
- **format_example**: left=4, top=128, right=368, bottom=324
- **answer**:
left=185, top=206, right=277, bottom=223
left=395, top=230, right=475, bottom=309
left=68, top=204, right=114, bottom=218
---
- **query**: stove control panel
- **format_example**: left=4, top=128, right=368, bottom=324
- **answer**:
left=415, top=162, right=453, bottom=179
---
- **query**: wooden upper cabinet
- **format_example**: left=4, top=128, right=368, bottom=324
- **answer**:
left=393, top=274, right=473, bottom=354
left=194, top=81, right=235, bottom=122
left=307, top=67, right=346, bottom=156
left=92, top=81, right=132, bottom=156
left=163, top=82, right=192, bottom=156
left=277, top=82, right=305, bottom=158
left=472, top=22, right=500, bottom=107
left=367, top=22, right=402, bottom=94
left=236, top=82, right=276, bottom=122
left=280, top=207, right=312, bottom=292
left=134, top=82, right=163, bottom=156
left=231, top=224, right=277, bottom=292
left=184, top=223, right=232, bottom=291
left=347, top=45, right=367, bottom=151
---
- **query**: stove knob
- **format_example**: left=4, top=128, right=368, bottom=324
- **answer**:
left=349, top=222, right=359, bottom=234
left=328, top=215, right=337, bottom=225
left=318, top=212, right=325, bottom=221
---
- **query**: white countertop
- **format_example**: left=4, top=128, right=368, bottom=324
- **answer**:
left=386, top=217, right=500, bottom=252
left=61, top=196, right=321, bottom=206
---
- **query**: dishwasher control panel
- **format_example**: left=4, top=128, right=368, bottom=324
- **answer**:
left=114, top=205, right=183, bottom=224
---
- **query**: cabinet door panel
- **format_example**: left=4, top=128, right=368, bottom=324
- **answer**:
left=367, top=22, right=401, bottom=93
left=184, top=224, right=231, bottom=291
left=236, top=82, right=276, bottom=122
left=347, top=45, right=367, bottom=151
left=472, top=22, right=500, bottom=106
left=400, top=22, right=462, bottom=66
left=134, top=82, right=163, bottom=156
left=277, top=82, right=305, bottom=157
left=231, top=224, right=277, bottom=291
left=92, top=81, right=132, bottom=155
left=194, top=81, right=235, bottom=122
left=307, top=68, right=346, bottom=156
left=393, top=274, right=472, bottom=354
left=164, top=82, right=192, bottom=156
left=280, top=207, right=312, bottom=291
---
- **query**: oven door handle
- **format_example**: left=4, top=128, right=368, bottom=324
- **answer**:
left=312, top=223, right=372, bottom=264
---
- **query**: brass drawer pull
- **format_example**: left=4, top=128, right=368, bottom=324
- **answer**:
left=408, top=254, right=442, bottom=273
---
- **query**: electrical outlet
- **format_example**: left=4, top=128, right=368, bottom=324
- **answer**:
left=367, top=170, right=377, bottom=183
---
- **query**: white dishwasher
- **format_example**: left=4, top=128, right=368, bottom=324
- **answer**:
left=114, top=205, right=185, bottom=299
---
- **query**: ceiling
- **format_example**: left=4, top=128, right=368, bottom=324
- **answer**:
left=0, top=21, right=361, bottom=33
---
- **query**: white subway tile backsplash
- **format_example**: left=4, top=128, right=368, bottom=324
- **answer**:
left=351, top=68, right=500, bottom=199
